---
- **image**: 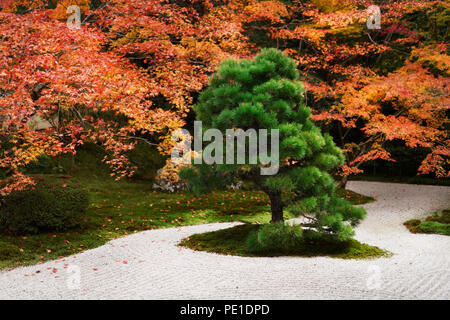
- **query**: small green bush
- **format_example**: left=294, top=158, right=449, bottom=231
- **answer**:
left=0, top=181, right=89, bottom=235
left=246, top=222, right=303, bottom=253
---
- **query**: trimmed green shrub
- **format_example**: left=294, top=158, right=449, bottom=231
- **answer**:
left=246, top=222, right=303, bottom=253
left=0, top=181, right=89, bottom=235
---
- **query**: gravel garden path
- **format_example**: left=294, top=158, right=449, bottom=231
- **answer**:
left=0, top=181, right=449, bottom=300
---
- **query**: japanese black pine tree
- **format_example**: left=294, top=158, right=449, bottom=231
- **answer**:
left=181, top=49, right=366, bottom=240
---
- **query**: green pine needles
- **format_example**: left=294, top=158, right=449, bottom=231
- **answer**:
left=181, top=48, right=366, bottom=241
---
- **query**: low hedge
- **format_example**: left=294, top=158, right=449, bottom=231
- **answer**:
left=0, top=180, right=89, bottom=235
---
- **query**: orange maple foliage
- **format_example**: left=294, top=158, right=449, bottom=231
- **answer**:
left=252, top=0, right=449, bottom=180
left=0, top=7, right=183, bottom=193
left=0, top=0, right=253, bottom=192
left=334, top=60, right=449, bottom=177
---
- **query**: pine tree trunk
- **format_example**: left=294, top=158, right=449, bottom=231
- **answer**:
left=268, top=192, right=284, bottom=223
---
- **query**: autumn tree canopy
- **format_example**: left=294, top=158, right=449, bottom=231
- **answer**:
left=0, top=0, right=251, bottom=193
left=255, top=0, right=449, bottom=181
left=0, top=0, right=448, bottom=193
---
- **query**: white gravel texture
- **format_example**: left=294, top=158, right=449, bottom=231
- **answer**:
left=0, top=181, right=449, bottom=300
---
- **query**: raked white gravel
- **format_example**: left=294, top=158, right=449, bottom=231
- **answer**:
left=0, top=181, right=449, bottom=300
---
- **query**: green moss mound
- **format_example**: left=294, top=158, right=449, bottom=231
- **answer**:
left=404, top=209, right=450, bottom=236
left=179, top=224, right=390, bottom=259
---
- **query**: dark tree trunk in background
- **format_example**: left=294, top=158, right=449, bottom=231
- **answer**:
left=338, top=175, right=348, bottom=189
left=268, top=192, right=284, bottom=223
